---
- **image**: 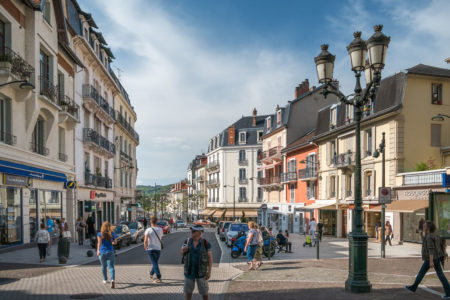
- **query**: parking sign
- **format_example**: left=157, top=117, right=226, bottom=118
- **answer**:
left=378, top=187, right=392, bottom=204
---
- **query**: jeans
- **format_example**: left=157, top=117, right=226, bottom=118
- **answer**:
left=386, top=235, right=392, bottom=246
left=310, top=230, right=317, bottom=245
left=38, top=243, right=47, bottom=259
left=409, top=259, right=450, bottom=296
left=99, top=251, right=115, bottom=281
left=247, top=244, right=258, bottom=261
left=147, top=250, right=161, bottom=279
left=77, top=231, right=84, bottom=245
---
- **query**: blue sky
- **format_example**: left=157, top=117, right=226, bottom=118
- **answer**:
left=79, top=0, right=450, bottom=185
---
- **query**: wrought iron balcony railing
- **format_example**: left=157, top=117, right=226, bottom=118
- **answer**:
left=83, top=128, right=115, bottom=154
left=30, top=141, right=49, bottom=156
left=238, top=158, right=248, bottom=166
left=298, top=168, right=317, bottom=180
left=332, top=152, right=355, bottom=168
left=239, top=178, right=248, bottom=184
left=58, top=152, right=68, bottom=162
left=39, top=76, right=57, bottom=103
left=258, top=176, right=281, bottom=185
left=116, top=112, right=139, bottom=142
left=0, top=46, right=35, bottom=84
left=0, top=131, right=16, bottom=146
left=82, top=84, right=116, bottom=120
left=58, top=94, right=79, bottom=120
left=281, top=172, right=297, bottom=183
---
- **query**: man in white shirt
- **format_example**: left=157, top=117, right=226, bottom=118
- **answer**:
left=144, top=217, right=164, bottom=283
left=309, top=218, right=317, bottom=246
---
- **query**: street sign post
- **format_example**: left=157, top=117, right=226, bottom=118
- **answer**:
left=378, top=187, right=392, bottom=204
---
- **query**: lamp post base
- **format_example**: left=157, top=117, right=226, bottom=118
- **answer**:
left=345, top=231, right=372, bottom=293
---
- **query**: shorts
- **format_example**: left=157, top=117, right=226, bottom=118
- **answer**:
left=247, top=244, right=258, bottom=261
left=184, top=276, right=209, bottom=295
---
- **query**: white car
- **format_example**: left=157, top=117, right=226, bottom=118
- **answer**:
left=226, top=223, right=249, bottom=247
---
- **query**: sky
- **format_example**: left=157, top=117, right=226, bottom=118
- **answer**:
left=78, top=0, right=450, bottom=185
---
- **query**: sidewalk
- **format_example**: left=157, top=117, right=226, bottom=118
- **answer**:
left=226, top=257, right=447, bottom=299
left=0, top=239, right=142, bottom=266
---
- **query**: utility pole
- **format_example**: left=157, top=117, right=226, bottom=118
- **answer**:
left=233, top=177, right=236, bottom=221
left=380, top=133, right=386, bottom=258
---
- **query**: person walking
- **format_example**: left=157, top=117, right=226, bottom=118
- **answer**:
left=144, top=216, right=164, bottom=283
left=385, top=221, right=393, bottom=246
left=310, top=218, right=317, bottom=246
left=244, top=221, right=259, bottom=270
left=181, top=225, right=213, bottom=300
left=255, top=225, right=264, bottom=269
left=86, top=214, right=95, bottom=240
left=143, top=218, right=148, bottom=229
left=405, top=221, right=450, bottom=299
left=35, top=223, right=51, bottom=262
left=76, top=216, right=86, bottom=246
left=46, top=216, right=54, bottom=236
left=97, top=222, right=117, bottom=289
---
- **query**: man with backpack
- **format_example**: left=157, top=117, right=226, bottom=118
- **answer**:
left=144, top=217, right=164, bottom=283
left=180, top=225, right=213, bottom=300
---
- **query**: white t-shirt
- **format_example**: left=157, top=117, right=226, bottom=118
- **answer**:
left=310, top=221, right=317, bottom=232
left=145, top=227, right=163, bottom=251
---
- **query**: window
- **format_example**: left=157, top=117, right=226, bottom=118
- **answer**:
left=129, top=173, right=132, bottom=188
left=257, top=130, right=263, bottom=142
left=125, top=173, right=128, bottom=188
left=266, top=117, right=271, bottom=131
left=84, top=109, right=90, bottom=128
left=94, top=156, right=100, bottom=174
left=0, top=20, right=5, bottom=51
left=84, top=28, right=88, bottom=40
left=40, top=51, right=52, bottom=96
left=329, top=140, right=336, bottom=165
left=330, top=176, right=336, bottom=198
left=58, top=127, right=65, bottom=160
left=288, top=159, right=296, bottom=173
left=290, top=184, right=295, bottom=203
left=431, top=124, right=441, bottom=147
left=84, top=152, right=90, bottom=171
left=330, top=105, right=338, bottom=127
left=345, top=174, right=352, bottom=197
left=43, top=0, right=51, bottom=24
left=128, top=144, right=132, bottom=159
left=0, top=187, right=22, bottom=246
left=365, top=171, right=372, bottom=196
left=124, top=140, right=127, bottom=154
left=0, top=97, right=12, bottom=145
left=365, top=129, right=373, bottom=156
left=94, top=117, right=101, bottom=133
left=307, top=153, right=317, bottom=175
left=120, top=169, right=123, bottom=187
left=239, top=132, right=246, bottom=144
left=346, top=104, right=354, bottom=122
left=257, top=188, right=263, bottom=202
left=432, top=83, right=442, bottom=105
left=307, top=181, right=316, bottom=199
left=277, top=110, right=281, bottom=125
left=57, top=73, right=64, bottom=101
left=239, top=187, right=247, bottom=202
left=239, top=168, right=246, bottom=180
left=32, top=117, right=46, bottom=155
left=119, top=136, right=123, bottom=152
left=239, top=150, right=246, bottom=161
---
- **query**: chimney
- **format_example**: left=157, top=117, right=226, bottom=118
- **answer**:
left=228, top=125, right=235, bottom=145
left=252, top=108, right=257, bottom=126
left=295, top=79, right=309, bottom=98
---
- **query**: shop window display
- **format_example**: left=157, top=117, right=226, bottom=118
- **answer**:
left=0, top=187, right=22, bottom=246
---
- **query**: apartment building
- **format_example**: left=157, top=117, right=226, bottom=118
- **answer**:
left=313, top=65, right=450, bottom=238
left=186, top=154, right=206, bottom=221
left=169, top=180, right=188, bottom=221
left=204, top=109, right=268, bottom=221
left=0, top=0, right=82, bottom=247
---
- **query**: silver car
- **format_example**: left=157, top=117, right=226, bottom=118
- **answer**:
left=226, top=223, right=249, bottom=247
left=219, top=221, right=232, bottom=241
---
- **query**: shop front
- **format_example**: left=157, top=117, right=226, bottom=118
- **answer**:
left=0, top=159, right=68, bottom=248
left=77, top=188, right=115, bottom=231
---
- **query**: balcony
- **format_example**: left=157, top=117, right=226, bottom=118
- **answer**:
left=0, top=46, right=35, bottom=89
left=116, top=112, right=139, bottom=143
left=238, top=196, right=248, bottom=202
left=58, top=94, right=79, bottom=122
left=58, top=152, right=68, bottom=162
left=333, top=152, right=355, bottom=169
left=83, top=128, right=115, bottom=158
left=82, top=84, right=115, bottom=125
left=298, top=168, right=317, bottom=181
left=281, top=172, right=297, bottom=183
left=206, top=160, right=220, bottom=171
left=346, top=190, right=353, bottom=197
left=260, top=146, right=282, bottom=164
left=39, top=76, right=58, bottom=104
left=238, top=158, right=248, bottom=166
left=120, top=150, right=132, bottom=162
left=402, top=169, right=445, bottom=186
left=206, top=178, right=219, bottom=187
left=30, top=142, right=49, bottom=156
left=84, top=172, right=113, bottom=189
left=239, top=178, right=248, bottom=185
left=0, top=131, right=16, bottom=146
left=195, top=176, right=204, bottom=182
left=258, top=176, right=282, bottom=190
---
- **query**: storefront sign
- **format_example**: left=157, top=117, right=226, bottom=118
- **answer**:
left=65, top=181, right=77, bottom=189
left=0, top=160, right=67, bottom=182
left=397, top=189, right=429, bottom=200
left=90, top=191, right=107, bottom=199
left=3, top=174, right=30, bottom=186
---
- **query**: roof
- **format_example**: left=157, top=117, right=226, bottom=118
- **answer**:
left=101, top=45, right=115, bottom=60
left=314, top=72, right=406, bottom=139
left=90, top=29, right=107, bottom=45
left=22, top=0, right=41, bottom=10
left=216, top=115, right=270, bottom=149
left=282, top=129, right=316, bottom=153
left=407, top=64, right=450, bottom=78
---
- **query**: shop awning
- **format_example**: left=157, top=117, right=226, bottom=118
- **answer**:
left=242, top=210, right=258, bottom=217
left=212, top=210, right=225, bottom=218
left=369, top=200, right=428, bottom=213
left=200, top=209, right=216, bottom=216
left=0, top=159, right=67, bottom=182
left=298, top=201, right=336, bottom=211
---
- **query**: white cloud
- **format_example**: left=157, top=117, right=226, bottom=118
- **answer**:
left=85, top=0, right=309, bottom=184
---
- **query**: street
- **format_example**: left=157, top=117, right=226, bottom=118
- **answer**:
left=88, top=229, right=222, bottom=266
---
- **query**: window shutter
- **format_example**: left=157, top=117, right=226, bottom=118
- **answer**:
left=431, top=124, right=441, bottom=147
left=325, top=175, right=329, bottom=199
left=4, top=99, right=11, bottom=135
left=326, top=143, right=330, bottom=166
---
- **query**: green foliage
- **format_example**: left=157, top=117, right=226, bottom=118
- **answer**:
left=137, top=184, right=172, bottom=195
left=415, top=162, right=429, bottom=171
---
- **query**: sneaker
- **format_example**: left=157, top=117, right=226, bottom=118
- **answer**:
left=111, top=281, right=115, bottom=289
left=404, top=285, right=415, bottom=294
left=103, top=280, right=108, bottom=284
left=154, top=279, right=162, bottom=283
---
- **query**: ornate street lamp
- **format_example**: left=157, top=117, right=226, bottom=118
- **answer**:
left=0, top=79, right=35, bottom=90
left=314, top=24, right=390, bottom=294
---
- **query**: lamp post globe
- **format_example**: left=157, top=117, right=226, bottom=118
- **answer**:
left=364, top=59, right=375, bottom=86
left=347, top=31, right=367, bottom=72
left=314, top=44, right=335, bottom=84
left=366, top=25, right=391, bottom=73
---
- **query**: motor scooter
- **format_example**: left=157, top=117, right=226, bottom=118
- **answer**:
left=231, top=234, right=247, bottom=258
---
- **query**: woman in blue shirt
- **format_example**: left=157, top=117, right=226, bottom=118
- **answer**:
left=97, top=222, right=117, bottom=288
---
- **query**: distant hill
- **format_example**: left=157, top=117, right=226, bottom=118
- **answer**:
left=137, top=184, right=172, bottom=195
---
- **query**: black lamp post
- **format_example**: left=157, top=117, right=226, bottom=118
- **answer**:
left=431, top=114, right=450, bottom=121
left=373, top=132, right=386, bottom=258
left=0, top=80, right=35, bottom=90
left=314, top=25, right=390, bottom=293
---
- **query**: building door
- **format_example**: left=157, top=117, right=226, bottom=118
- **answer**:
left=288, top=214, right=294, bottom=233
left=298, top=212, right=304, bottom=233
left=342, top=210, right=347, bottom=238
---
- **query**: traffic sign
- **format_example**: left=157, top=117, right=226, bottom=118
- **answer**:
left=378, top=187, right=392, bottom=204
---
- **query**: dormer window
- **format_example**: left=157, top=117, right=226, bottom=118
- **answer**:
left=330, top=104, right=338, bottom=129
left=277, top=110, right=281, bottom=126
left=345, top=104, right=354, bottom=123
left=239, top=132, right=246, bottom=144
left=257, top=130, right=263, bottom=143
left=266, top=117, right=271, bottom=131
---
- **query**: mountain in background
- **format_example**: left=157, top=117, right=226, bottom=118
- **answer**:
left=137, top=184, right=173, bottom=195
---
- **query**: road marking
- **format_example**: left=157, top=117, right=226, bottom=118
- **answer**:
left=426, top=270, right=450, bottom=275
left=419, top=285, right=444, bottom=297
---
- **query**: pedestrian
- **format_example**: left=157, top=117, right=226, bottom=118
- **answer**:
left=244, top=221, right=259, bottom=270
left=143, top=218, right=148, bottom=229
left=405, top=221, right=450, bottom=298
left=375, top=222, right=380, bottom=240
left=181, top=225, right=212, bottom=300
left=144, top=216, right=164, bottom=283
left=55, top=219, right=62, bottom=238
left=317, top=221, right=324, bottom=241
left=277, top=230, right=292, bottom=253
left=268, top=227, right=273, bottom=237
left=310, top=218, right=317, bottom=246
left=97, top=221, right=117, bottom=289
left=62, top=223, right=71, bottom=239
left=35, top=223, right=51, bottom=262
left=86, top=214, right=95, bottom=240
left=76, top=216, right=86, bottom=246
left=255, top=225, right=264, bottom=269
left=46, top=216, right=54, bottom=236
left=385, top=221, right=393, bottom=246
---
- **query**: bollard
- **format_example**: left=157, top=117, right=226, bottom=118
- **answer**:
left=315, top=231, right=320, bottom=260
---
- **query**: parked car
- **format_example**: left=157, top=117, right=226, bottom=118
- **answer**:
left=127, top=221, right=145, bottom=243
left=195, top=219, right=215, bottom=227
left=176, top=220, right=186, bottom=228
left=157, top=220, right=171, bottom=234
left=226, top=223, right=249, bottom=247
left=219, top=221, right=232, bottom=241
left=112, top=224, right=132, bottom=249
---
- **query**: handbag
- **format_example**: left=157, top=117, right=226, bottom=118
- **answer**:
left=152, top=227, right=164, bottom=250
